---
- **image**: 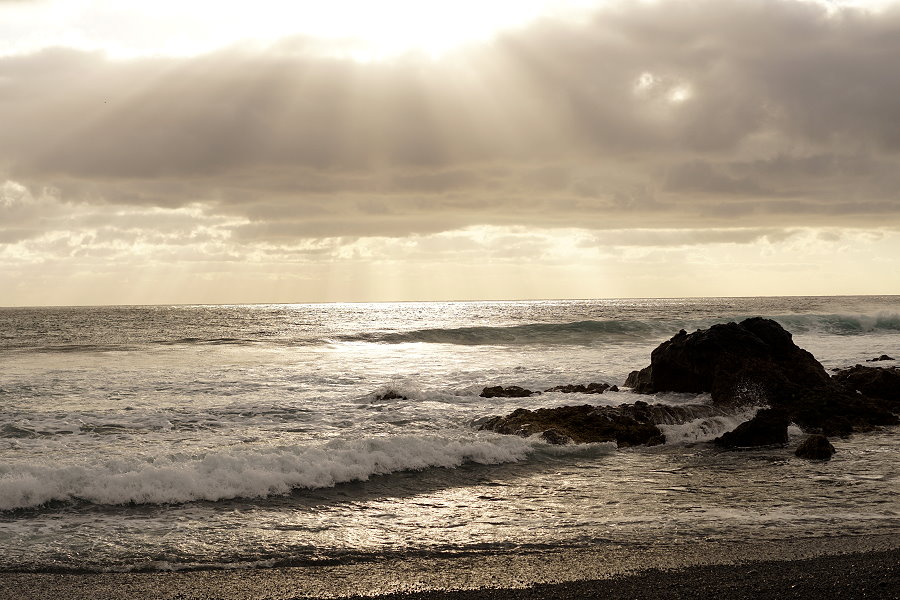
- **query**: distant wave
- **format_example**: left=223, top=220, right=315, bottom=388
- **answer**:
left=0, top=433, right=545, bottom=511
left=337, top=313, right=900, bottom=347
left=4, top=312, right=897, bottom=354
left=772, top=312, right=900, bottom=335
left=339, top=320, right=668, bottom=346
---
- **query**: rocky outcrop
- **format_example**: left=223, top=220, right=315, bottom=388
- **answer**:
left=478, top=402, right=665, bottom=447
left=481, top=320, right=897, bottom=450
left=625, top=318, right=829, bottom=405
left=480, top=385, right=538, bottom=398
left=714, top=408, right=789, bottom=448
left=626, top=318, right=899, bottom=436
left=545, top=382, right=611, bottom=394
left=795, top=434, right=836, bottom=460
left=832, top=365, right=900, bottom=406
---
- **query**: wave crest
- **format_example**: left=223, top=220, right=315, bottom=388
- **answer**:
left=0, top=434, right=536, bottom=511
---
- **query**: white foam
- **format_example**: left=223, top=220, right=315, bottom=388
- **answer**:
left=658, top=406, right=760, bottom=444
left=0, top=433, right=536, bottom=511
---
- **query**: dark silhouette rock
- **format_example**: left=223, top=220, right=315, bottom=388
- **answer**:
left=545, top=382, right=611, bottom=394
left=866, top=355, right=895, bottom=362
left=714, top=408, right=790, bottom=448
left=625, top=318, right=899, bottom=435
left=374, top=390, right=407, bottom=401
left=539, top=428, right=573, bottom=445
left=480, top=385, right=538, bottom=398
left=625, top=318, right=829, bottom=406
left=795, top=434, right=836, bottom=460
left=479, top=404, right=664, bottom=447
left=833, top=365, right=900, bottom=406
left=483, top=320, right=897, bottom=449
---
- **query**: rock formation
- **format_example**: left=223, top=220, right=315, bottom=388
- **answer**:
left=478, top=402, right=665, bottom=447
left=794, top=434, right=836, bottom=460
left=832, top=365, right=900, bottom=407
left=481, top=318, right=898, bottom=449
left=625, top=318, right=899, bottom=436
left=866, top=355, right=895, bottom=362
left=713, top=408, right=789, bottom=448
left=624, top=317, right=830, bottom=404
left=545, top=382, right=611, bottom=394
left=480, top=385, right=538, bottom=398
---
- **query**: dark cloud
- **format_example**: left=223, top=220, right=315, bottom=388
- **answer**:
left=2, top=0, right=900, bottom=247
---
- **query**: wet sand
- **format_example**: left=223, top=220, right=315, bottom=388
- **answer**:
left=2, top=535, right=898, bottom=600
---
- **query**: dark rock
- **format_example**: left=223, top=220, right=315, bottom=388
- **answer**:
left=795, top=434, right=836, bottom=460
left=545, top=382, right=611, bottom=394
left=626, top=318, right=899, bottom=435
left=539, top=429, right=573, bottom=445
left=374, top=390, right=408, bottom=401
left=788, top=383, right=899, bottom=436
left=866, top=355, right=895, bottom=362
left=714, top=408, right=790, bottom=448
left=479, top=404, right=664, bottom=447
left=609, top=385, right=619, bottom=392
left=480, top=385, right=538, bottom=398
left=833, top=365, right=900, bottom=405
left=626, top=318, right=829, bottom=406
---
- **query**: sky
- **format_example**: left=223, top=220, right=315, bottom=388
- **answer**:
left=1, top=0, right=899, bottom=305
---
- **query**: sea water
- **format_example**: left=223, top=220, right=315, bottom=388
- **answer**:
left=0, top=296, right=898, bottom=572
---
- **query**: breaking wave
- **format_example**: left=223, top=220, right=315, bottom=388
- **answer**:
left=772, top=312, right=900, bottom=335
left=0, top=433, right=544, bottom=511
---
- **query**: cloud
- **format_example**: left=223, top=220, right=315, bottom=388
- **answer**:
left=1, top=0, right=900, bottom=261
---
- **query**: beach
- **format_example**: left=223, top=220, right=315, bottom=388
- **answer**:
left=2, top=534, right=898, bottom=599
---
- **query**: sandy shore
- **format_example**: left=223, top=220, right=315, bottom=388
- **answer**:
left=1, top=534, right=898, bottom=600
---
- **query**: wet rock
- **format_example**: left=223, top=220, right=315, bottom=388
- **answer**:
left=713, top=408, right=790, bottom=448
left=626, top=318, right=899, bottom=435
left=625, top=318, right=829, bottom=405
left=479, top=404, right=664, bottom=447
left=545, top=382, right=611, bottom=394
left=795, top=434, right=836, bottom=460
left=832, top=365, right=900, bottom=405
left=539, top=428, right=573, bottom=445
left=480, top=385, right=539, bottom=398
left=866, top=355, right=895, bottom=362
left=374, top=390, right=408, bottom=401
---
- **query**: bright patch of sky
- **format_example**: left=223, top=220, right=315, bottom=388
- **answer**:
left=0, top=0, right=602, bottom=60
left=1, top=0, right=891, bottom=60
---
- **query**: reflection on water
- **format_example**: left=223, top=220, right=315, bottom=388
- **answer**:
left=2, top=430, right=897, bottom=572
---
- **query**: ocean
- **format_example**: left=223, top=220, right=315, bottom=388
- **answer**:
left=1, top=296, right=898, bottom=573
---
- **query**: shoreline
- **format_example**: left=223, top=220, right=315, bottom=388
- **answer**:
left=2, top=534, right=898, bottom=600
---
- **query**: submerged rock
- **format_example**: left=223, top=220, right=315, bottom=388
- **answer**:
left=714, top=408, right=790, bottom=448
left=480, top=385, right=538, bottom=398
left=479, top=403, right=664, bottom=447
left=795, top=434, right=836, bottom=460
left=373, top=390, right=408, bottom=401
left=866, top=355, right=895, bottom=362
